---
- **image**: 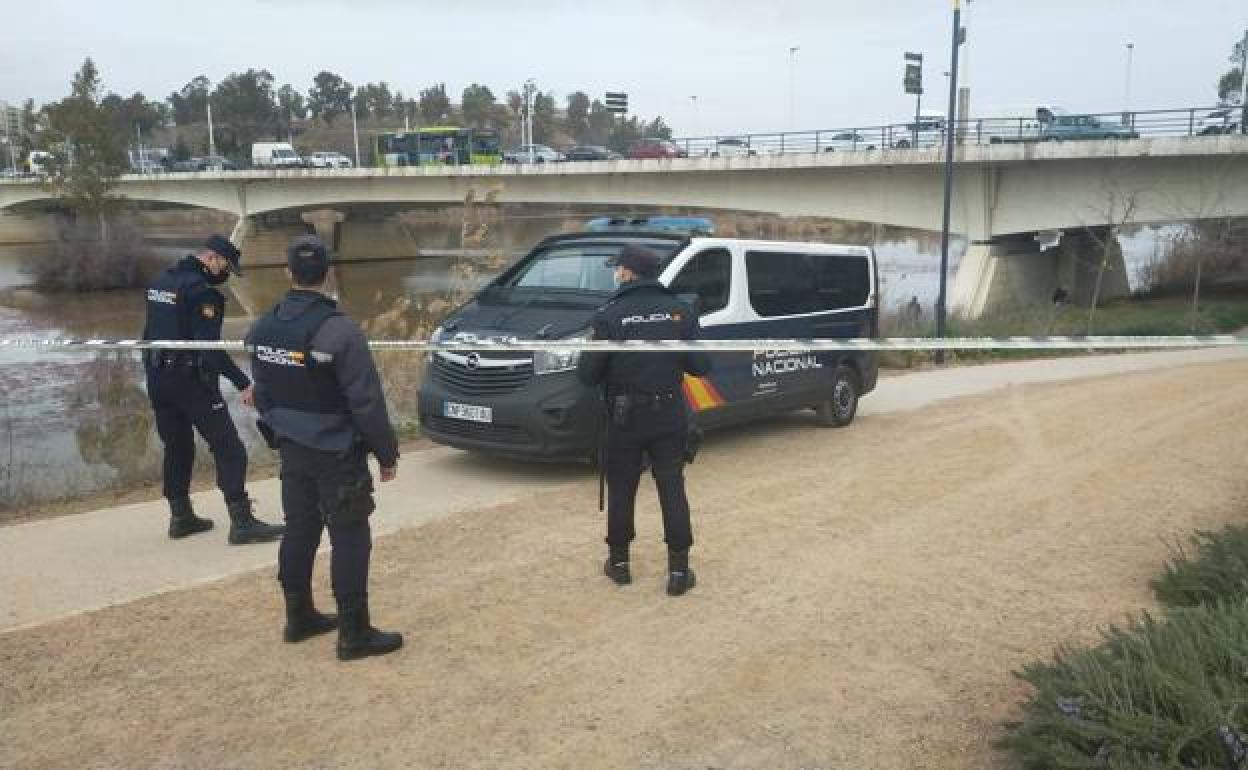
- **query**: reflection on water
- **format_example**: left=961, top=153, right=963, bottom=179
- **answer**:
left=0, top=237, right=503, bottom=512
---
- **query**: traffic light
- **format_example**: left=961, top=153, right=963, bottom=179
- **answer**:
left=903, top=52, right=923, bottom=95
left=605, top=92, right=628, bottom=114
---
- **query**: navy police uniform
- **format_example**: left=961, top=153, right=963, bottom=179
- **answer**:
left=142, top=236, right=283, bottom=544
left=578, top=245, right=711, bottom=596
left=248, top=235, right=402, bottom=660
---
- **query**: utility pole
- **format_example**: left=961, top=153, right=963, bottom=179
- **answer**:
left=1240, top=28, right=1247, bottom=135
left=957, top=0, right=972, bottom=143
left=788, top=46, right=800, bottom=130
left=936, top=0, right=965, bottom=362
left=1123, top=42, right=1135, bottom=126
left=207, top=102, right=216, bottom=158
left=351, top=96, right=361, bottom=167
left=524, top=78, right=536, bottom=162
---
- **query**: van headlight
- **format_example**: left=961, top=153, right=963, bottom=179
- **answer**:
left=533, top=330, right=591, bottom=375
left=426, top=325, right=447, bottom=363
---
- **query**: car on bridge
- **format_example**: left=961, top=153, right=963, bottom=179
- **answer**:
left=987, top=107, right=1139, bottom=143
left=563, top=145, right=620, bottom=162
left=1197, top=107, right=1242, bottom=135
left=505, top=144, right=564, bottom=163
left=627, top=138, right=688, bottom=159
left=418, top=216, right=879, bottom=461
left=707, top=138, right=757, bottom=157
left=306, top=151, right=353, bottom=169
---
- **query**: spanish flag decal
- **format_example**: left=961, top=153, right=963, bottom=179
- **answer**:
left=682, top=375, right=727, bottom=412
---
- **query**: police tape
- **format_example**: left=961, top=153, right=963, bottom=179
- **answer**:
left=0, top=335, right=1246, bottom=353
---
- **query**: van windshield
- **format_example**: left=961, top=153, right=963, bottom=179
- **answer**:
left=495, top=240, right=682, bottom=294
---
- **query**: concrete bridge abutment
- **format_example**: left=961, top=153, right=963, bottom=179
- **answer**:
left=950, top=228, right=1129, bottom=318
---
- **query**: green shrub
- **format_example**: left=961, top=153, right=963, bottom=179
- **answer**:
left=1152, top=526, right=1248, bottom=610
left=1003, top=602, right=1248, bottom=769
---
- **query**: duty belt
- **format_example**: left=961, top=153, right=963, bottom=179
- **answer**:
left=147, top=350, right=199, bottom=370
left=623, top=390, right=678, bottom=406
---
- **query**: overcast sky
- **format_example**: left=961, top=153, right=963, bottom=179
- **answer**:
left=7, top=0, right=1246, bottom=136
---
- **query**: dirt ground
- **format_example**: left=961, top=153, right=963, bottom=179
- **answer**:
left=2, top=360, right=1247, bottom=770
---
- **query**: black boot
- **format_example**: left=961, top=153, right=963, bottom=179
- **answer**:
left=226, top=498, right=285, bottom=545
left=167, top=496, right=214, bottom=539
left=283, top=591, right=338, bottom=643
left=336, top=594, right=403, bottom=661
left=666, top=548, right=696, bottom=597
left=603, top=545, right=631, bottom=586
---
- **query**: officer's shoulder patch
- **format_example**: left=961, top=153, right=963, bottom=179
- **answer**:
left=200, top=303, right=217, bottom=319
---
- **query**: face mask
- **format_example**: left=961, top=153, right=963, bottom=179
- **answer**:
left=205, top=269, right=229, bottom=285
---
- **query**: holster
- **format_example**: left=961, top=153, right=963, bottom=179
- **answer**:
left=319, top=452, right=375, bottom=527
left=610, top=394, right=633, bottom=428
left=683, top=423, right=704, bottom=464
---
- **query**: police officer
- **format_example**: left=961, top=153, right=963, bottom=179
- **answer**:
left=247, top=235, right=402, bottom=661
left=577, top=244, right=711, bottom=596
left=142, top=234, right=285, bottom=544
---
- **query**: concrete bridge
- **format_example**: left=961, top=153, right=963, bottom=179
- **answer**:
left=3, top=136, right=1246, bottom=316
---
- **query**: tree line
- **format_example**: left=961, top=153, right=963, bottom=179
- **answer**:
left=16, top=60, right=674, bottom=164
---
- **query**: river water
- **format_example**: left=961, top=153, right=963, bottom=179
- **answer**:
left=0, top=213, right=977, bottom=510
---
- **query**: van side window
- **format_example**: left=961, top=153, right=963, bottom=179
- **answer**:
left=746, top=251, right=870, bottom=317
left=669, top=248, right=731, bottom=315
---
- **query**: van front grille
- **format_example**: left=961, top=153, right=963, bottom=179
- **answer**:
left=423, top=416, right=534, bottom=446
left=431, top=352, right=533, bottom=396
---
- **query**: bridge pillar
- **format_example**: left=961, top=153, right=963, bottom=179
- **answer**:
left=300, top=209, right=346, bottom=251
left=951, top=228, right=1129, bottom=319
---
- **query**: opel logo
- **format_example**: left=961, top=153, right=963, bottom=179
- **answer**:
left=466, top=353, right=481, bottom=370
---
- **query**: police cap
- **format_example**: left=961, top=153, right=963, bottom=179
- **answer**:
left=204, top=234, right=243, bottom=275
left=607, top=244, right=661, bottom=278
left=287, top=235, right=332, bottom=285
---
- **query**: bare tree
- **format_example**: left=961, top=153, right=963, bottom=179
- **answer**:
left=1081, top=183, right=1142, bottom=335
left=1154, top=157, right=1242, bottom=330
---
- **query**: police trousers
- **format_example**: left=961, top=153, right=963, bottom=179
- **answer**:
left=147, top=370, right=248, bottom=504
left=277, top=440, right=373, bottom=599
left=605, top=398, right=694, bottom=551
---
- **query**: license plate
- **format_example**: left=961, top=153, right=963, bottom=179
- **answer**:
left=444, top=402, right=493, bottom=423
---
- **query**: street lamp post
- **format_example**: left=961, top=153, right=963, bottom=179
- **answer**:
left=1123, top=42, right=1135, bottom=125
left=206, top=102, right=216, bottom=159
left=524, top=79, right=537, bottom=163
left=1240, top=28, right=1247, bottom=135
left=788, top=46, right=800, bottom=130
left=690, top=95, right=699, bottom=138
left=935, top=0, right=965, bottom=363
left=350, top=96, right=361, bottom=167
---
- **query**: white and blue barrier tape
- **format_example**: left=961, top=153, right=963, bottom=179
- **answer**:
left=0, top=335, right=1245, bottom=353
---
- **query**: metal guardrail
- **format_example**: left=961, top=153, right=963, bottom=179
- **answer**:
left=669, top=105, right=1247, bottom=158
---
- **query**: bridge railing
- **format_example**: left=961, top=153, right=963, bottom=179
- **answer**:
left=671, top=105, right=1243, bottom=158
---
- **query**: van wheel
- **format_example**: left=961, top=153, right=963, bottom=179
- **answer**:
left=815, top=365, right=859, bottom=427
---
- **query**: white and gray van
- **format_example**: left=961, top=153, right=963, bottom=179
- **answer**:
left=417, top=217, right=879, bottom=460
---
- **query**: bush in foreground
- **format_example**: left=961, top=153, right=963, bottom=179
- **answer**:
left=1152, top=525, right=1248, bottom=610
left=1003, top=602, right=1248, bottom=770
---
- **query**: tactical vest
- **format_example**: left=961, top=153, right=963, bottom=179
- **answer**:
left=249, top=297, right=348, bottom=415
left=142, top=259, right=207, bottom=367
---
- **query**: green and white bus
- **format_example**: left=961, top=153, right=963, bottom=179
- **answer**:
left=375, top=127, right=503, bottom=167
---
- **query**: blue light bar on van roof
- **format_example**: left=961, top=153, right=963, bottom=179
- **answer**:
left=585, top=216, right=714, bottom=235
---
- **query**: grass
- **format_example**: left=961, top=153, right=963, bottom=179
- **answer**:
left=877, top=293, right=1248, bottom=367
left=1003, top=602, right=1248, bottom=770
left=1152, top=525, right=1248, bottom=610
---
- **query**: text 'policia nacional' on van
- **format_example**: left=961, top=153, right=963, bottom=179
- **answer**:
left=417, top=217, right=881, bottom=461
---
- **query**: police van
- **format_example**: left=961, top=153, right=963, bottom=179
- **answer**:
left=417, top=216, right=879, bottom=460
